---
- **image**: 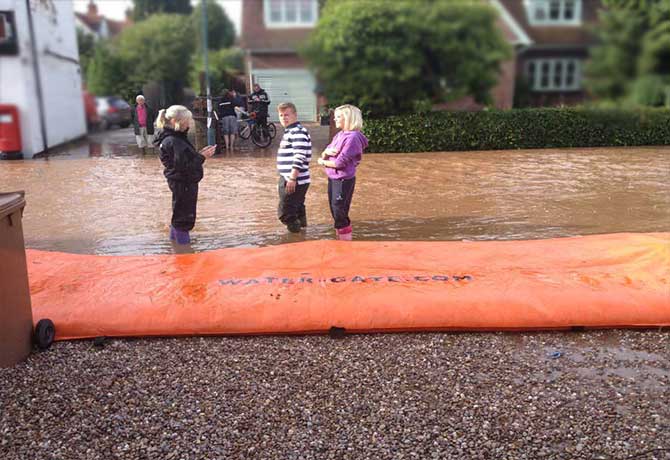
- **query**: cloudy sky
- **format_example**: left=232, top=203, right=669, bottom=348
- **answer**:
left=71, top=0, right=242, bottom=35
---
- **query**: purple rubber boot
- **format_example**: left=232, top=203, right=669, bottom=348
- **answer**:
left=169, top=226, right=177, bottom=241
left=174, top=228, right=191, bottom=245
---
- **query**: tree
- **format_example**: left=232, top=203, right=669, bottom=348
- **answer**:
left=132, top=0, right=192, bottom=21
left=76, top=29, right=96, bottom=80
left=586, top=0, right=670, bottom=106
left=302, top=0, right=510, bottom=116
left=87, top=41, right=134, bottom=99
left=191, top=0, right=235, bottom=50
left=116, top=14, right=195, bottom=105
left=189, top=48, right=243, bottom=95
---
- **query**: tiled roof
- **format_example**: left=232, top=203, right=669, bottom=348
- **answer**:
left=75, top=11, right=102, bottom=33
left=74, top=11, right=128, bottom=37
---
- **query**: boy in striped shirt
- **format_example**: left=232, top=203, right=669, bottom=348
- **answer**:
left=276, top=102, right=312, bottom=233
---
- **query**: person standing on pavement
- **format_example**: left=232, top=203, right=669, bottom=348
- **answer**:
left=276, top=102, right=311, bottom=233
left=131, top=95, right=156, bottom=153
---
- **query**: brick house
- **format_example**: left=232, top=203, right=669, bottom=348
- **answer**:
left=239, top=0, right=601, bottom=118
left=497, top=0, right=601, bottom=107
left=240, top=0, right=320, bottom=121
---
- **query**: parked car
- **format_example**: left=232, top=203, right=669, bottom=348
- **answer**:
left=96, top=96, right=132, bottom=129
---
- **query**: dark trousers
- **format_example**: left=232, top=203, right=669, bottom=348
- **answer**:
left=277, top=176, right=308, bottom=231
left=328, top=177, right=356, bottom=229
left=168, top=180, right=198, bottom=231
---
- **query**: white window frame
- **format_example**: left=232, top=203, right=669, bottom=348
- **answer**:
left=524, top=0, right=582, bottom=26
left=525, top=58, right=582, bottom=92
left=264, top=0, right=318, bottom=29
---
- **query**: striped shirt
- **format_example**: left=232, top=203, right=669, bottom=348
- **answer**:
left=277, top=122, right=312, bottom=185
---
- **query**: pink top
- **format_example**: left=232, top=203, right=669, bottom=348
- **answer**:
left=136, top=105, right=147, bottom=127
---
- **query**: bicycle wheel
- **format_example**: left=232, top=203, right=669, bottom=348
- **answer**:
left=268, top=122, right=277, bottom=139
left=251, top=124, right=272, bottom=148
left=238, top=120, right=251, bottom=140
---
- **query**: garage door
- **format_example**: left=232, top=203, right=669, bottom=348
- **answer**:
left=253, top=70, right=317, bottom=122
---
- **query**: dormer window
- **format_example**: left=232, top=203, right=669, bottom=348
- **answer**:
left=264, top=0, right=318, bottom=28
left=525, top=0, right=582, bottom=26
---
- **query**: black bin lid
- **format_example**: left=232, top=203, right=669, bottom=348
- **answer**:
left=0, top=191, right=26, bottom=219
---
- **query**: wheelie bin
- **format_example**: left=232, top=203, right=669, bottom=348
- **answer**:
left=0, top=191, right=33, bottom=367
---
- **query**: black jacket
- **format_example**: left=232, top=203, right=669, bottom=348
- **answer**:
left=155, top=128, right=205, bottom=183
left=131, top=103, right=156, bottom=135
left=249, top=89, right=270, bottom=114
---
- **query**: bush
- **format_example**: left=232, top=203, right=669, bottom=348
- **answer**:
left=631, top=75, right=670, bottom=107
left=363, top=108, right=670, bottom=153
left=302, top=0, right=510, bottom=116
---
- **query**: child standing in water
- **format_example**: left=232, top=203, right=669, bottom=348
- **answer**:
left=317, top=104, right=368, bottom=240
left=154, top=105, right=216, bottom=244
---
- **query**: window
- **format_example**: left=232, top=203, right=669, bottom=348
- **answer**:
left=0, top=11, right=18, bottom=55
left=526, top=0, right=582, bottom=25
left=264, top=0, right=318, bottom=28
left=525, top=58, right=582, bottom=91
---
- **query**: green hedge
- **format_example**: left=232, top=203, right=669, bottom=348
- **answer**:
left=362, top=108, right=670, bottom=153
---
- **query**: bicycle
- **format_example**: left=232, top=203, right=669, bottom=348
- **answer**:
left=237, top=110, right=277, bottom=148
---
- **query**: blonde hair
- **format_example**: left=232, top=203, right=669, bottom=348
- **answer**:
left=155, top=105, right=192, bottom=132
left=335, top=104, right=363, bottom=131
left=277, top=102, right=297, bottom=114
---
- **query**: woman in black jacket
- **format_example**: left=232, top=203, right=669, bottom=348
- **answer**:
left=154, top=105, right=216, bottom=245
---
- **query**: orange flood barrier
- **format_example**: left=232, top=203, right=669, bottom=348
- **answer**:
left=27, top=233, right=670, bottom=340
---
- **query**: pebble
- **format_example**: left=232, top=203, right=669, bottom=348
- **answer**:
left=0, top=330, right=668, bottom=459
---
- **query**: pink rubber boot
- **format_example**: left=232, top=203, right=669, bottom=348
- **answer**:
left=336, top=225, right=353, bottom=241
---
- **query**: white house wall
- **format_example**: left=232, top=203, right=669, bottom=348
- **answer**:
left=0, top=0, right=85, bottom=158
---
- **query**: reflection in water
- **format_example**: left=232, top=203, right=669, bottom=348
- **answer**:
left=1, top=145, right=669, bottom=255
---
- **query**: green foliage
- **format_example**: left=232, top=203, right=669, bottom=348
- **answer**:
left=189, top=48, right=244, bottom=95
left=86, top=15, right=194, bottom=104
left=638, top=21, right=670, bottom=75
left=363, top=108, right=670, bottom=153
left=86, top=41, right=134, bottom=99
left=76, top=29, right=96, bottom=80
left=116, top=14, right=195, bottom=104
left=631, top=75, right=669, bottom=107
left=191, top=0, right=235, bottom=50
left=302, top=0, right=510, bottom=116
left=132, top=0, right=192, bottom=21
left=586, top=0, right=670, bottom=105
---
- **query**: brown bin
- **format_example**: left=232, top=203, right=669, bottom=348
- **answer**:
left=0, top=191, right=33, bottom=367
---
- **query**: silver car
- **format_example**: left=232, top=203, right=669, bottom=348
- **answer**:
left=96, top=96, right=132, bottom=129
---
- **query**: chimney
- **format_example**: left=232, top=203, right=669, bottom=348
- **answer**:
left=87, top=1, right=98, bottom=18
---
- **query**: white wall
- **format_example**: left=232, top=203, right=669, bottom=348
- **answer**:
left=0, top=0, right=85, bottom=158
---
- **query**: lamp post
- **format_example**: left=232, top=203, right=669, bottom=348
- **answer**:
left=201, top=0, right=215, bottom=145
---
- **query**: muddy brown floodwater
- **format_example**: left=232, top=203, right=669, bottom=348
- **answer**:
left=1, top=144, right=668, bottom=255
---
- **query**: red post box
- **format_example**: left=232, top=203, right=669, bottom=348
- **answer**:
left=0, top=104, right=22, bottom=160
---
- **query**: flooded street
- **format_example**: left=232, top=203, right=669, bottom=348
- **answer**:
left=1, top=140, right=669, bottom=255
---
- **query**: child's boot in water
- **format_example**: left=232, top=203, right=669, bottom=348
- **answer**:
left=286, top=219, right=302, bottom=233
left=336, top=225, right=353, bottom=241
left=174, top=229, right=191, bottom=245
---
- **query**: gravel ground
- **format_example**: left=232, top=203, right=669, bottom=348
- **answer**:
left=1, top=330, right=669, bottom=460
